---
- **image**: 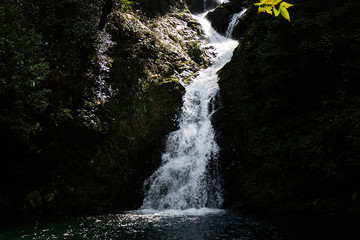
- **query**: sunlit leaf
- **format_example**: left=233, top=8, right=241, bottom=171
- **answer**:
left=273, top=6, right=280, bottom=16
left=258, top=6, right=273, bottom=14
left=254, top=0, right=293, bottom=22
left=279, top=4, right=291, bottom=21
left=271, top=0, right=282, bottom=4
left=281, top=2, right=293, bottom=8
left=264, top=6, right=273, bottom=14
left=258, top=6, right=266, bottom=13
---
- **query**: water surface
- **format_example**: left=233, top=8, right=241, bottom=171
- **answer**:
left=2, top=209, right=360, bottom=240
left=1, top=210, right=282, bottom=240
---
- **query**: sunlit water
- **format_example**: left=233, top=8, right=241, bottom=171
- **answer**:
left=225, top=9, right=247, bottom=38
left=219, top=0, right=230, bottom=4
left=0, top=210, right=284, bottom=240
left=2, top=210, right=359, bottom=240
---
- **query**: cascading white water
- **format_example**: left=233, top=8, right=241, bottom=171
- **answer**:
left=225, top=9, right=247, bottom=38
left=141, top=12, right=238, bottom=211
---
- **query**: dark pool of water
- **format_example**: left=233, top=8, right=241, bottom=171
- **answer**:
left=1, top=209, right=359, bottom=240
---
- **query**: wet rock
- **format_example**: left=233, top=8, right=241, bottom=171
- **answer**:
left=186, top=0, right=221, bottom=13
left=206, top=0, right=250, bottom=37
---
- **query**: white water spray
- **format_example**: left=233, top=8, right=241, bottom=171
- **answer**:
left=141, top=13, right=238, bottom=211
left=225, top=9, right=247, bottom=38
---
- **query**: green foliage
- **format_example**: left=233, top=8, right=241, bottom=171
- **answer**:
left=0, top=0, right=50, bottom=143
left=0, top=0, right=105, bottom=216
left=0, top=0, right=193, bottom=217
left=21, top=0, right=101, bottom=107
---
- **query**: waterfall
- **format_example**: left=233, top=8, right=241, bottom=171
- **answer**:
left=225, top=9, right=247, bottom=38
left=140, top=12, right=238, bottom=211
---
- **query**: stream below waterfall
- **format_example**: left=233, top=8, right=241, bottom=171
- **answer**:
left=1, top=210, right=280, bottom=240
left=1, top=210, right=359, bottom=240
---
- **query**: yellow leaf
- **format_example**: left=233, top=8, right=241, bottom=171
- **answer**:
left=273, top=6, right=280, bottom=16
left=271, top=0, right=282, bottom=5
left=279, top=4, right=290, bottom=21
left=254, top=0, right=273, bottom=5
left=258, top=6, right=266, bottom=13
left=281, top=2, right=293, bottom=8
left=264, top=6, right=273, bottom=14
left=255, top=0, right=293, bottom=22
left=258, top=6, right=273, bottom=15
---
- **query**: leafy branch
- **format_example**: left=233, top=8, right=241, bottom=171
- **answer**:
left=254, top=0, right=293, bottom=22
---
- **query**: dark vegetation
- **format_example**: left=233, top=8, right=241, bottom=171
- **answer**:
left=211, top=0, right=360, bottom=215
left=0, top=0, right=194, bottom=218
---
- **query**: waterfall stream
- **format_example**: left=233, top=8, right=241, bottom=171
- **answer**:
left=140, top=12, right=238, bottom=211
left=225, top=9, right=247, bottom=38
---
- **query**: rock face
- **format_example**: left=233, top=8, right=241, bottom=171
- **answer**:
left=215, top=0, right=360, bottom=214
left=186, top=0, right=220, bottom=13
left=206, top=0, right=248, bottom=35
left=106, top=10, right=208, bottom=86
left=136, top=0, right=186, bottom=16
